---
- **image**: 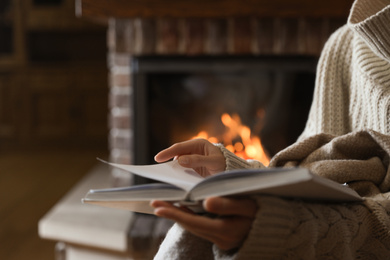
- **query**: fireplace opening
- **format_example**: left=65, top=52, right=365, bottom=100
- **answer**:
left=132, top=56, right=316, bottom=170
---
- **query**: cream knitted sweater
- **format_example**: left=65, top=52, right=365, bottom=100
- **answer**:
left=154, top=0, right=390, bottom=259
left=299, top=0, right=390, bottom=139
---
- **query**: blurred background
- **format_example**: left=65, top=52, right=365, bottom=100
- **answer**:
left=0, top=0, right=108, bottom=259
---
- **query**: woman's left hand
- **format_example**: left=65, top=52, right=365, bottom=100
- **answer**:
left=151, top=196, right=258, bottom=251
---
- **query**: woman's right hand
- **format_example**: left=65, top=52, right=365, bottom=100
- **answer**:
left=154, top=139, right=226, bottom=177
left=151, top=196, right=258, bottom=251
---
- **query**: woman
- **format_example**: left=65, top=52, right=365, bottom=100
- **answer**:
left=152, top=0, right=390, bottom=258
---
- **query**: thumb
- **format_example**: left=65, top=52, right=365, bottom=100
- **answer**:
left=178, top=154, right=225, bottom=173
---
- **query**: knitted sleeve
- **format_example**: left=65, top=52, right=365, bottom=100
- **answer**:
left=212, top=194, right=390, bottom=260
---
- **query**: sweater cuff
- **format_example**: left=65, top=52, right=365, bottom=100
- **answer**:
left=235, top=196, right=296, bottom=259
left=213, top=143, right=264, bottom=171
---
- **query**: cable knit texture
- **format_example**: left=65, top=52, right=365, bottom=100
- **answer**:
left=154, top=0, right=390, bottom=259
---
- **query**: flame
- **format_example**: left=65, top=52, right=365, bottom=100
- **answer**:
left=191, top=113, right=270, bottom=166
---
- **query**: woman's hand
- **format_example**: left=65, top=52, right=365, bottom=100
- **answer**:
left=151, top=196, right=258, bottom=251
left=155, top=139, right=226, bottom=177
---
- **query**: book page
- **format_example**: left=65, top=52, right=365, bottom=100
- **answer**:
left=99, top=159, right=204, bottom=191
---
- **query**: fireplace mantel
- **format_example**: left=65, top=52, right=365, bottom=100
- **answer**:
left=76, top=0, right=354, bottom=19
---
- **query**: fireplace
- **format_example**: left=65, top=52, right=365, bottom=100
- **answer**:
left=132, top=55, right=316, bottom=166
left=106, top=17, right=346, bottom=171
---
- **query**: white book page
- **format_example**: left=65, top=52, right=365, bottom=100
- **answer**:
left=99, top=159, right=204, bottom=191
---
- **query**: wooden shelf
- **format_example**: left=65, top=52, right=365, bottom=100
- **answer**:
left=0, top=0, right=109, bottom=150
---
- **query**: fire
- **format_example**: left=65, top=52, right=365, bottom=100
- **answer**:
left=191, top=113, right=270, bottom=166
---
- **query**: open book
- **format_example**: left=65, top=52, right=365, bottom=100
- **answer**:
left=82, top=160, right=362, bottom=214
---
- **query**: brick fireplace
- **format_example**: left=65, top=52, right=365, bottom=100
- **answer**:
left=76, top=0, right=353, bottom=180
left=108, top=17, right=345, bottom=165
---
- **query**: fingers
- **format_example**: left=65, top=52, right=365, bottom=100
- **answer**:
left=154, top=139, right=212, bottom=162
left=150, top=200, right=173, bottom=208
left=151, top=199, right=254, bottom=251
left=151, top=200, right=210, bottom=227
left=178, top=154, right=225, bottom=174
left=152, top=201, right=225, bottom=235
left=154, top=139, right=226, bottom=176
left=150, top=200, right=194, bottom=214
left=203, top=197, right=258, bottom=218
